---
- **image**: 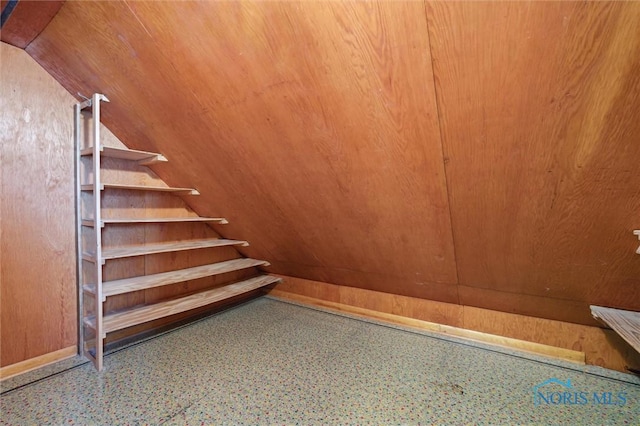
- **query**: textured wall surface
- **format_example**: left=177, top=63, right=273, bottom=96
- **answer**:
left=0, top=42, right=245, bottom=366
left=3, top=0, right=639, bottom=357
left=1, top=43, right=77, bottom=366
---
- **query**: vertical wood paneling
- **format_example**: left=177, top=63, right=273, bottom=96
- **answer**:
left=0, top=43, right=77, bottom=366
left=427, top=1, right=640, bottom=316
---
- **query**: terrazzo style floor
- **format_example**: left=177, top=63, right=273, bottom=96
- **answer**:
left=1, top=296, right=639, bottom=425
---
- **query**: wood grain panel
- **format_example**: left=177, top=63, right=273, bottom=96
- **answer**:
left=0, top=41, right=251, bottom=367
left=26, top=1, right=458, bottom=303
left=0, top=345, right=76, bottom=380
left=458, top=285, right=600, bottom=327
left=0, top=0, right=64, bottom=48
left=427, top=1, right=640, bottom=312
left=272, top=276, right=640, bottom=372
left=274, top=275, right=464, bottom=327
left=95, top=135, right=250, bottom=323
left=100, top=188, right=146, bottom=315
left=98, top=156, right=252, bottom=340
left=22, top=0, right=640, bottom=331
left=270, top=292, right=586, bottom=365
left=0, top=43, right=77, bottom=366
left=104, top=288, right=266, bottom=346
left=102, top=258, right=267, bottom=297
left=97, top=136, right=258, bottom=344
left=463, top=305, right=640, bottom=371
left=101, top=275, right=280, bottom=333
left=267, top=260, right=459, bottom=304
left=591, top=306, right=640, bottom=354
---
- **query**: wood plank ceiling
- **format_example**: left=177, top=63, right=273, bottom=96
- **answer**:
left=14, top=0, right=640, bottom=326
left=0, top=0, right=64, bottom=48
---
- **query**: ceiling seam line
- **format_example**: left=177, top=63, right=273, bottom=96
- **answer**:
left=422, top=0, right=462, bottom=304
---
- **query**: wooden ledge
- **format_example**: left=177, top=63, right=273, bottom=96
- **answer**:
left=0, top=346, right=77, bottom=381
left=269, top=290, right=586, bottom=365
left=591, top=305, right=640, bottom=354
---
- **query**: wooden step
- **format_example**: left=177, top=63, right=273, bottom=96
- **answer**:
left=85, top=258, right=269, bottom=298
left=83, top=238, right=249, bottom=263
left=85, top=275, right=281, bottom=334
left=82, top=217, right=228, bottom=227
left=81, top=145, right=167, bottom=165
left=81, top=183, right=199, bottom=195
left=591, top=305, right=640, bottom=354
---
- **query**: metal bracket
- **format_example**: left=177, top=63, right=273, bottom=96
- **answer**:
left=78, top=92, right=109, bottom=110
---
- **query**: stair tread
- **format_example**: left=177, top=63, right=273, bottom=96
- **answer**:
left=84, top=238, right=248, bottom=262
left=89, top=258, right=268, bottom=297
left=86, top=275, right=281, bottom=333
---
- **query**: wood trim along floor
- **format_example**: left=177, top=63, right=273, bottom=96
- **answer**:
left=0, top=346, right=77, bottom=381
left=268, top=290, right=586, bottom=364
left=269, top=275, right=640, bottom=373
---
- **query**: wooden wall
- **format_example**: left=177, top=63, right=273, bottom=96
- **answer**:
left=1, top=43, right=77, bottom=367
left=271, top=276, right=640, bottom=373
left=26, top=0, right=460, bottom=306
left=426, top=1, right=640, bottom=323
left=5, top=1, right=640, bottom=367
left=0, top=42, right=250, bottom=369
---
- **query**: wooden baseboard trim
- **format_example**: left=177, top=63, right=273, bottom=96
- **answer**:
left=270, top=275, right=640, bottom=372
left=0, top=346, right=77, bottom=381
left=269, top=289, right=586, bottom=364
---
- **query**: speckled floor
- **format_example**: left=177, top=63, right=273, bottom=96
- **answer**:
left=1, top=297, right=639, bottom=425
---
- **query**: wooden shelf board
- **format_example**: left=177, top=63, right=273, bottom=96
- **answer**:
left=93, top=275, right=281, bottom=333
left=81, top=145, right=167, bottom=164
left=591, top=305, right=640, bottom=354
left=84, top=238, right=249, bottom=262
left=81, top=183, right=199, bottom=195
left=96, top=258, right=269, bottom=297
left=81, top=217, right=228, bottom=227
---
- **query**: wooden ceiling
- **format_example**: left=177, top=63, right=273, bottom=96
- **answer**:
left=13, top=0, right=640, bottom=326
left=0, top=0, right=64, bottom=48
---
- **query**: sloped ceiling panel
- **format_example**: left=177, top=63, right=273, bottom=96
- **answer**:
left=22, top=0, right=640, bottom=326
left=0, top=0, right=64, bottom=48
left=427, top=1, right=640, bottom=318
left=26, top=1, right=460, bottom=303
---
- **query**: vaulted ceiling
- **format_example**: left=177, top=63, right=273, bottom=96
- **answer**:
left=4, top=0, right=640, bottom=326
